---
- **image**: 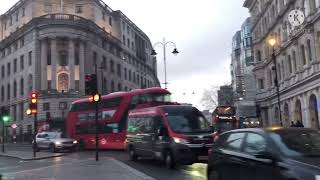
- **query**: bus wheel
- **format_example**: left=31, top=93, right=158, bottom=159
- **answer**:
left=165, top=151, right=175, bottom=169
left=129, top=146, right=137, bottom=161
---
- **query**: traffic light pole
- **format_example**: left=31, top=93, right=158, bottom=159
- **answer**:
left=33, top=114, right=37, bottom=157
left=2, top=120, right=4, bottom=153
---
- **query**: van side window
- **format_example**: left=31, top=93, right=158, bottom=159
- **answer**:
left=127, top=117, right=154, bottom=134
left=153, top=116, right=165, bottom=129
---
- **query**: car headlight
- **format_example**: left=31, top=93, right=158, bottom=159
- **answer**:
left=256, top=121, right=260, bottom=124
left=250, top=121, right=254, bottom=124
left=173, top=137, right=189, bottom=144
left=73, top=140, right=78, bottom=144
left=55, top=142, right=62, bottom=145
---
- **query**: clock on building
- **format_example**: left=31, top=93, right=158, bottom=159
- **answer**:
left=288, top=10, right=305, bottom=27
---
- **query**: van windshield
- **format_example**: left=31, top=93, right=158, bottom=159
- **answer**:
left=164, top=107, right=211, bottom=134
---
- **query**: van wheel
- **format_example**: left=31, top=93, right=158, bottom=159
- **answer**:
left=129, top=147, right=138, bottom=161
left=49, top=144, right=56, bottom=153
left=165, top=151, right=175, bottom=169
left=208, top=169, right=221, bottom=180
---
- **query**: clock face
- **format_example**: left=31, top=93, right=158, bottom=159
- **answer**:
left=288, top=10, right=305, bottom=27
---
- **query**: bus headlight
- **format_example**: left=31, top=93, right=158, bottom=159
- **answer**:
left=173, top=137, right=189, bottom=144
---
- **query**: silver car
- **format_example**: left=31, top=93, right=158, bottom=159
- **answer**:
left=33, top=132, right=78, bottom=153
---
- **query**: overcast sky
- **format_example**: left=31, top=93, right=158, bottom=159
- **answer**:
left=0, top=0, right=249, bottom=110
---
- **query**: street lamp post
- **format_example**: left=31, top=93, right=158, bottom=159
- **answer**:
left=268, top=37, right=283, bottom=126
left=151, top=38, right=179, bottom=89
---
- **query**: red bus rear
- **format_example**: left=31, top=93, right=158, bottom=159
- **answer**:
left=66, top=87, right=176, bottom=150
left=212, top=106, right=238, bottom=133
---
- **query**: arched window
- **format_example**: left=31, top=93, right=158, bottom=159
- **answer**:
left=7, top=84, right=10, bottom=100
left=288, top=54, right=292, bottom=74
left=301, top=44, right=307, bottom=65
left=13, top=80, right=17, bottom=98
left=1, top=86, right=4, bottom=102
left=292, top=50, right=297, bottom=71
left=256, top=50, right=261, bottom=62
left=58, top=73, right=69, bottom=92
left=20, top=78, right=24, bottom=96
left=118, top=83, right=122, bottom=91
left=59, top=50, right=68, bottom=66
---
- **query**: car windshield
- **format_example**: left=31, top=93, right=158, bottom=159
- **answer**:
left=46, top=132, right=70, bottom=139
left=270, top=130, right=320, bottom=157
left=166, top=108, right=211, bottom=134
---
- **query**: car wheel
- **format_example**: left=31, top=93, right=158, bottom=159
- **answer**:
left=49, top=144, right=56, bottom=153
left=129, top=147, right=138, bottom=161
left=165, top=151, right=175, bottom=169
left=208, top=169, right=221, bottom=180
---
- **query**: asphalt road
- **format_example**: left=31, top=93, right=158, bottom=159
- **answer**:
left=0, top=144, right=207, bottom=180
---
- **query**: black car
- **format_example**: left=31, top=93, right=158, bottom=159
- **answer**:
left=207, top=128, right=320, bottom=180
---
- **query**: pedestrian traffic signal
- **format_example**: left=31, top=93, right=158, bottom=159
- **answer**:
left=93, top=94, right=101, bottom=102
left=29, top=92, right=38, bottom=115
left=85, top=74, right=97, bottom=95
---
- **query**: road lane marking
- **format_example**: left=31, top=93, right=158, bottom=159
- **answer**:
left=110, top=158, right=156, bottom=180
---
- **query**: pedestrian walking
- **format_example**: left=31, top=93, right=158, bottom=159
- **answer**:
left=290, top=121, right=296, bottom=127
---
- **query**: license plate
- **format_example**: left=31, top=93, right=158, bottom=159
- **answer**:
left=198, top=156, right=208, bottom=161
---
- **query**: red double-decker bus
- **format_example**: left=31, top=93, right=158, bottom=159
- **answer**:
left=212, top=106, right=238, bottom=133
left=66, top=87, right=175, bottom=150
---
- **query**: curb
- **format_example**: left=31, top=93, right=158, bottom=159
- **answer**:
left=0, top=153, right=66, bottom=161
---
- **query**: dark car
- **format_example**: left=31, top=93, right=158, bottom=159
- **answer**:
left=126, top=105, right=213, bottom=169
left=207, top=127, right=320, bottom=180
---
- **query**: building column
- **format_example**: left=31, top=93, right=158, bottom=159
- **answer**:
left=51, top=38, right=57, bottom=90
left=68, top=39, right=75, bottom=90
left=79, top=41, right=85, bottom=94
left=41, top=39, right=48, bottom=90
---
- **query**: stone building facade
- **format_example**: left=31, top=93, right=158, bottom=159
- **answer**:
left=0, top=0, right=160, bottom=140
left=217, top=85, right=234, bottom=106
left=244, top=0, right=320, bottom=129
left=230, top=17, right=257, bottom=118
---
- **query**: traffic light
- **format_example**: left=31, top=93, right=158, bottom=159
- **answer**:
left=0, top=106, right=11, bottom=123
left=85, top=74, right=97, bottom=95
left=29, top=92, right=38, bottom=115
left=88, top=93, right=101, bottom=103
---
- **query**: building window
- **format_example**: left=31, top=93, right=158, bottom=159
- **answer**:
left=20, top=55, right=24, bottom=70
left=58, top=73, right=69, bottom=92
left=117, top=64, right=121, bottom=78
left=133, top=72, right=136, bottom=83
left=110, top=60, right=114, bottom=74
left=7, top=63, right=11, bottom=76
left=20, top=78, right=24, bottom=96
left=16, top=12, right=19, bottom=22
left=292, top=50, right=297, bottom=71
left=109, top=17, right=112, bottom=26
left=1, top=66, right=4, bottom=78
left=45, top=5, right=52, bottom=13
left=14, top=59, right=17, bottom=73
left=102, top=56, right=107, bottom=70
left=123, top=35, right=126, bottom=45
left=75, top=80, right=79, bottom=91
left=28, top=51, right=32, bottom=66
left=22, top=8, right=25, bottom=17
left=1, top=86, right=4, bottom=102
left=258, top=79, right=264, bottom=90
left=7, top=84, right=10, bottom=100
left=256, top=50, right=261, bottom=62
left=75, top=5, right=83, bottom=13
left=28, top=74, right=33, bottom=92
left=288, top=55, right=292, bottom=74
left=43, top=103, right=50, bottom=111
left=129, top=70, right=132, bottom=81
left=118, top=83, right=122, bottom=91
left=20, top=38, right=24, bottom=48
left=124, top=68, right=127, bottom=80
left=10, top=16, right=12, bottom=26
left=127, top=39, right=130, bottom=48
left=13, top=80, right=17, bottom=98
left=301, top=45, right=307, bottom=65
left=307, top=39, right=313, bottom=62
left=47, top=80, right=51, bottom=90
left=111, top=80, right=115, bottom=92
left=14, top=43, right=18, bottom=51
left=102, top=12, right=105, bottom=20
left=59, top=50, right=68, bottom=66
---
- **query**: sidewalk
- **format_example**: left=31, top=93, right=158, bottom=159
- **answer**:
left=2, top=157, right=156, bottom=180
left=0, top=150, right=65, bottom=160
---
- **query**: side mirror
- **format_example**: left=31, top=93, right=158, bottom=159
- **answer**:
left=157, top=126, right=167, bottom=137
